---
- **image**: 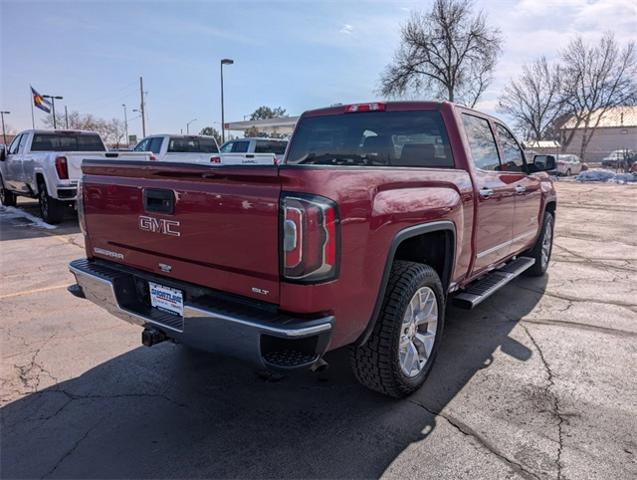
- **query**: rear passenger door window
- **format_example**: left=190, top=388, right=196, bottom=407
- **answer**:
left=231, top=141, right=249, bottom=153
left=495, top=124, right=525, bottom=172
left=461, top=114, right=500, bottom=171
left=220, top=142, right=233, bottom=153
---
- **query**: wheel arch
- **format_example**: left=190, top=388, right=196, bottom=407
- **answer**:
left=355, top=220, right=456, bottom=346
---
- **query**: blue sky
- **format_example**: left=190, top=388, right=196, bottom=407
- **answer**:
left=1, top=0, right=635, bottom=137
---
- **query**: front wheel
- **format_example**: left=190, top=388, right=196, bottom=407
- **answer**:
left=350, top=261, right=445, bottom=398
left=524, top=212, right=554, bottom=277
left=38, top=181, right=65, bottom=224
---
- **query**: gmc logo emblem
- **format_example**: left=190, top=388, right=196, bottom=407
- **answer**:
left=138, top=215, right=181, bottom=237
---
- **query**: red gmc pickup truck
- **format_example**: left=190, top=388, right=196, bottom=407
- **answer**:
left=69, top=102, right=556, bottom=398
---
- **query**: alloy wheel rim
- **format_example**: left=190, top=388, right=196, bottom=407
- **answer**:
left=399, top=286, right=438, bottom=378
left=541, top=218, right=553, bottom=269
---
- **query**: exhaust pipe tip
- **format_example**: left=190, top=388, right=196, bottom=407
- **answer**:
left=310, top=358, right=329, bottom=373
left=142, top=328, right=167, bottom=347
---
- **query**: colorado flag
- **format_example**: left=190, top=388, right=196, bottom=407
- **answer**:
left=31, top=86, right=52, bottom=113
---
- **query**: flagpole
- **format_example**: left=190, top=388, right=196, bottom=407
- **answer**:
left=30, top=86, right=35, bottom=128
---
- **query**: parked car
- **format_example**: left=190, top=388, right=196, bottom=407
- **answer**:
left=539, top=153, right=582, bottom=176
left=219, top=137, right=287, bottom=165
left=133, top=134, right=220, bottom=164
left=68, top=101, right=556, bottom=398
left=602, top=149, right=634, bottom=168
left=0, top=129, right=151, bottom=223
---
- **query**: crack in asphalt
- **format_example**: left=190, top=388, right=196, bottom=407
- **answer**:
left=408, top=400, right=542, bottom=480
left=13, top=334, right=58, bottom=394
left=522, top=326, right=566, bottom=480
left=41, top=415, right=105, bottom=479
left=521, top=318, right=637, bottom=338
left=513, top=284, right=637, bottom=312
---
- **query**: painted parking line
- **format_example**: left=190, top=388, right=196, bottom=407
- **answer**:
left=0, top=284, right=70, bottom=300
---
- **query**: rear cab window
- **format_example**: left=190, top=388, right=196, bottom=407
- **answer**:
left=286, top=109, right=454, bottom=168
left=31, top=132, right=105, bottom=152
left=168, top=136, right=218, bottom=153
left=148, top=137, right=163, bottom=154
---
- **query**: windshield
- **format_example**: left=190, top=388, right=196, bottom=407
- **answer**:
left=286, top=110, right=453, bottom=168
left=168, top=137, right=218, bottom=153
left=31, top=133, right=105, bottom=152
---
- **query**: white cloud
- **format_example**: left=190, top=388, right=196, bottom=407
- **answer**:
left=340, top=24, right=354, bottom=35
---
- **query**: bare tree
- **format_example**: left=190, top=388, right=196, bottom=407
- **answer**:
left=560, top=33, right=637, bottom=159
left=379, top=0, right=502, bottom=107
left=43, top=111, right=125, bottom=146
left=497, top=57, right=564, bottom=140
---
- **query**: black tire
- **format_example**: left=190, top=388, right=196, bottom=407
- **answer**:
left=524, top=212, right=554, bottom=277
left=350, top=261, right=445, bottom=398
left=38, top=181, right=65, bottom=224
left=0, top=175, right=17, bottom=207
left=566, top=169, right=571, bottom=176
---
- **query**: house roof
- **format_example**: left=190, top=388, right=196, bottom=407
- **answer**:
left=561, top=105, right=637, bottom=130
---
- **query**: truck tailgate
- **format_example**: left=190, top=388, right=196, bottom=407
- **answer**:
left=67, top=152, right=151, bottom=179
left=82, top=161, right=281, bottom=303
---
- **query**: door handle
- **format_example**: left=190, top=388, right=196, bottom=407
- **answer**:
left=515, top=185, right=526, bottom=194
left=479, top=187, right=494, bottom=198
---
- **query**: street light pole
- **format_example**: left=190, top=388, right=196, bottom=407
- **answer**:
left=220, top=58, right=234, bottom=143
left=42, top=95, right=63, bottom=129
left=122, top=104, right=129, bottom=145
left=186, top=118, right=197, bottom=134
left=0, top=111, right=10, bottom=145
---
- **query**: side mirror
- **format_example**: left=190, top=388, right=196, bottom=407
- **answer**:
left=531, top=154, right=556, bottom=172
left=0, top=145, right=5, bottom=162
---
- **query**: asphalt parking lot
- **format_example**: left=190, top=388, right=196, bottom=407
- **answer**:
left=1, top=182, right=635, bottom=480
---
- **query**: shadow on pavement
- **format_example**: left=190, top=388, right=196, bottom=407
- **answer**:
left=1, top=275, right=547, bottom=479
left=0, top=201, right=80, bottom=241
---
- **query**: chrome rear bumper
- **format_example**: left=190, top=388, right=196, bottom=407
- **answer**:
left=69, top=258, right=333, bottom=369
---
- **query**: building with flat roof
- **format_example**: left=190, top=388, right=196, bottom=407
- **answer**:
left=559, top=106, right=637, bottom=162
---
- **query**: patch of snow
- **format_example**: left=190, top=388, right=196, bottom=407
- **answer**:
left=0, top=205, right=57, bottom=229
left=576, top=169, right=637, bottom=184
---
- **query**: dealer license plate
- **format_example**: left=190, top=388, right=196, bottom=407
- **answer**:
left=149, top=282, right=183, bottom=316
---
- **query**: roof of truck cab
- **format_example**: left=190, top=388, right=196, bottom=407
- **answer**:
left=19, top=129, right=102, bottom=135
left=141, top=134, right=217, bottom=139
left=301, top=101, right=506, bottom=124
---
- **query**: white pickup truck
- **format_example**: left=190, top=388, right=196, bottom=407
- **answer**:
left=133, top=134, right=221, bottom=164
left=0, top=129, right=151, bottom=223
left=219, top=137, right=288, bottom=165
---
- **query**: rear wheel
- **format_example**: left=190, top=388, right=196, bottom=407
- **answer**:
left=0, top=176, right=17, bottom=207
left=38, top=180, right=65, bottom=224
left=524, top=212, right=554, bottom=276
left=350, top=261, right=445, bottom=398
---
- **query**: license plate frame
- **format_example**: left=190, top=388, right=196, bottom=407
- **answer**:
left=149, top=281, right=184, bottom=317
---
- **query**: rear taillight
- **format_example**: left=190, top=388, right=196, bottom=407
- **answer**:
left=345, top=102, right=386, bottom=113
left=210, top=155, right=221, bottom=164
left=150, top=155, right=157, bottom=161
left=55, top=156, right=68, bottom=179
left=281, top=194, right=339, bottom=283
